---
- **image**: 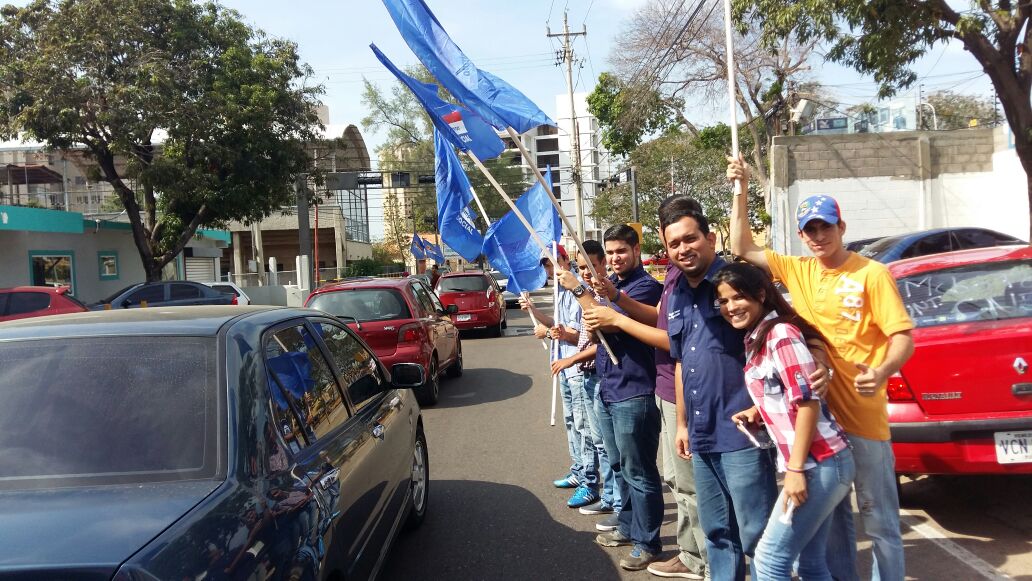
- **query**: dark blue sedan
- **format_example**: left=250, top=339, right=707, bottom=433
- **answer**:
left=857, top=227, right=1025, bottom=263
left=0, top=306, right=429, bottom=580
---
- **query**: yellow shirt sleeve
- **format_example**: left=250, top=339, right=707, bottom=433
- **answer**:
left=866, top=264, right=914, bottom=337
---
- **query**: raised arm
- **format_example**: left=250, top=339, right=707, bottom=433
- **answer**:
left=728, top=154, right=770, bottom=273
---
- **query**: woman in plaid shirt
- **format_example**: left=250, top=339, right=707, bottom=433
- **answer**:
left=715, top=262, right=855, bottom=581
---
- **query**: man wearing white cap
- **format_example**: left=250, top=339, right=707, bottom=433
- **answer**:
left=728, top=156, right=914, bottom=581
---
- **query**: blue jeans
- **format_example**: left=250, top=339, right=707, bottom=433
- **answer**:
left=596, top=394, right=663, bottom=553
left=826, top=435, right=905, bottom=581
left=578, top=373, right=618, bottom=506
left=693, top=446, right=778, bottom=581
left=754, top=448, right=856, bottom=580
left=559, top=374, right=597, bottom=487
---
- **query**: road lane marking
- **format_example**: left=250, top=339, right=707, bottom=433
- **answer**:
left=899, top=509, right=1011, bottom=580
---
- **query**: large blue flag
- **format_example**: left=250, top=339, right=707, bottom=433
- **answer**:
left=426, top=242, right=446, bottom=263
left=371, top=44, right=504, bottom=161
left=381, top=0, right=555, bottom=133
left=434, top=129, right=484, bottom=262
left=482, top=168, right=561, bottom=295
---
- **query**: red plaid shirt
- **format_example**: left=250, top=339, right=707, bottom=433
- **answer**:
left=743, top=312, right=848, bottom=471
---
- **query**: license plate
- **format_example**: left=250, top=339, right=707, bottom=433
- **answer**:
left=994, top=431, right=1032, bottom=464
left=456, top=314, right=471, bottom=322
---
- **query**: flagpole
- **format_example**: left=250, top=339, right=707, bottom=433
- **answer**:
left=722, top=0, right=743, bottom=197
left=550, top=240, right=559, bottom=426
left=467, top=149, right=619, bottom=365
left=469, top=186, right=491, bottom=229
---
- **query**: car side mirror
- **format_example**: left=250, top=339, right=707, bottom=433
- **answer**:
left=391, top=363, right=425, bottom=389
left=445, top=304, right=459, bottom=315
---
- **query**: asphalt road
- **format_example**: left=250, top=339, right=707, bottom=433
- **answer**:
left=383, top=296, right=1032, bottom=580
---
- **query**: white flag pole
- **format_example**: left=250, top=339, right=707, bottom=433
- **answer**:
left=550, top=240, right=560, bottom=425
left=722, top=0, right=743, bottom=197
left=467, top=149, right=619, bottom=365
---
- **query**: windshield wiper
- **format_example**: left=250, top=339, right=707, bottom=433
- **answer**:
left=335, top=314, right=363, bottom=330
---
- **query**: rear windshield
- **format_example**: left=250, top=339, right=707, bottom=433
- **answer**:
left=438, top=276, right=489, bottom=292
left=209, top=284, right=239, bottom=297
left=896, top=259, right=1032, bottom=328
left=308, top=289, right=411, bottom=322
left=0, top=336, right=219, bottom=490
left=858, top=235, right=902, bottom=258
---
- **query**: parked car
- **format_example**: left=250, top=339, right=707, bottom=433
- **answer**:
left=202, top=281, right=252, bottom=305
left=858, top=227, right=1025, bottom=263
left=90, top=280, right=236, bottom=309
left=887, top=245, right=1032, bottom=476
left=0, top=306, right=429, bottom=580
left=488, top=270, right=520, bottom=308
left=436, top=272, right=507, bottom=336
left=0, top=286, right=88, bottom=322
left=305, top=277, right=462, bottom=406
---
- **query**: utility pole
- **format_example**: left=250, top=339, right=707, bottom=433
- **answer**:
left=548, top=11, right=587, bottom=242
left=629, top=166, right=639, bottom=222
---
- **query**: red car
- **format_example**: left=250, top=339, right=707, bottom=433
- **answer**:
left=0, top=286, right=88, bottom=322
left=305, top=277, right=462, bottom=406
left=887, top=245, right=1032, bottom=475
left=435, top=272, right=507, bottom=336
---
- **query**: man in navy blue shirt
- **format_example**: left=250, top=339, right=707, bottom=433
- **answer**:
left=558, top=225, right=663, bottom=571
left=662, top=197, right=777, bottom=581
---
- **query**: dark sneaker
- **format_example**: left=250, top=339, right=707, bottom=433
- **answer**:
left=595, top=530, right=633, bottom=547
left=620, top=546, right=658, bottom=571
left=595, top=513, right=620, bottom=531
left=567, top=485, right=600, bottom=508
left=646, top=555, right=704, bottom=579
left=552, top=474, right=579, bottom=488
left=579, top=499, right=615, bottom=515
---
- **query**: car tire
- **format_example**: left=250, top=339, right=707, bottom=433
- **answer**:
left=416, top=356, right=440, bottom=406
left=501, top=313, right=507, bottom=329
left=404, top=424, right=429, bottom=531
left=491, top=320, right=503, bottom=338
left=446, top=341, right=463, bottom=378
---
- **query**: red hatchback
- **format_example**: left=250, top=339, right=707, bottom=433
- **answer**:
left=888, top=245, right=1032, bottom=475
left=435, top=272, right=506, bottom=336
left=305, top=277, right=462, bottom=406
left=0, top=286, right=88, bottom=322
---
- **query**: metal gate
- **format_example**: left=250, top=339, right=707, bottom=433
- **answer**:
left=184, top=257, right=216, bottom=282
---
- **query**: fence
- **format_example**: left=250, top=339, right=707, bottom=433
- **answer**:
left=225, top=266, right=408, bottom=287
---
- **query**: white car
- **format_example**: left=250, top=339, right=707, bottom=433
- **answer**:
left=202, top=281, right=252, bottom=305
left=488, top=270, right=519, bottom=308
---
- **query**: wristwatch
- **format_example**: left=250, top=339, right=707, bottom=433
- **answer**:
left=572, top=284, right=587, bottom=297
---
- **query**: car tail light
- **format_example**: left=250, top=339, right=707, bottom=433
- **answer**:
left=230, top=295, right=238, bottom=305
left=485, top=289, right=495, bottom=302
left=886, top=371, right=916, bottom=402
left=398, top=322, right=425, bottom=343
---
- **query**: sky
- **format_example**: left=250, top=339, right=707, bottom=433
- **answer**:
left=8, top=0, right=996, bottom=239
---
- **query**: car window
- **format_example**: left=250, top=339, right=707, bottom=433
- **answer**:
left=899, top=232, right=954, bottom=260
left=308, top=289, right=411, bottom=322
left=126, top=284, right=165, bottom=305
left=0, top=336, right=218, bottom=489
left=410, top=282, right=437, bottom=315
left=0, top=293, right=8, bottom=315
left=954, top=229, right=1015, bottom=249
left=170, top=283, right=202, bottom=300
left=316, top=322, right=385, bottom=412
left=859, top=235, right=901, bottom=258
left=8, top=291, right=51, bottom=315
left=437, top=275, right=490, bottom=292
left=264, top=324, right=349, bottom=445
left=210, top=284, right=239, bottom=297
left=896, top=259, right=1032, bottom=328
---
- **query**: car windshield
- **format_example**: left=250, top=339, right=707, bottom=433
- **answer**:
left=308, top=289, right=411, bottom=322
left=209, top=284, right=238, bottom=297
left=858, top=235, right=903, bottom=258
left=438, top=276, right=489, bottom=292
left=0, top=336, right=219, bottom=490
left=896, top=259, right=1032, bottom=328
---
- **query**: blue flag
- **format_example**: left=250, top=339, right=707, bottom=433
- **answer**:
left=434, top=130, right=484, bottom=261
left=482, top=168, right=561, bottom=295
left=426, top=242, right=446, bottom=263
left=381, top=0, right=555, bottom=133
left=371, top=44, right=504, bottom=161
left=410, top=232, right=427, bottom=259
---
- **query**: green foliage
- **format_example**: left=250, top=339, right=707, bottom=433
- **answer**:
left=0, top=0, right=323, bottom=280
left=922, top=90, right=997, bottom=130
left=586, top=72, right=685, bottom=157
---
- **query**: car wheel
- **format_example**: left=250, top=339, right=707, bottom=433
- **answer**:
left=491, top=320, right=503, bottom=337
left=416, top=356, right=440, bottom=406
left=446, top=341, right=463, bottom=378
left=501, top=312, right=507, bottom=329
left=404, top=424, right=429, bottom=531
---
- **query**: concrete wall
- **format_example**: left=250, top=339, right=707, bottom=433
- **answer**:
left=769, top=127, right=1027, bottom=254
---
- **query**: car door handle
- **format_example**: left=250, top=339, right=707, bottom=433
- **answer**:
left=372, top=423, right=385, bottom=441
left=1013, top=383, right=1032, bottom=396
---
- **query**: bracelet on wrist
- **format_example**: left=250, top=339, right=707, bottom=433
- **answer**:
left=785, top=465, right=806, bottom=473
left=612, top=290, right=621, bottom=303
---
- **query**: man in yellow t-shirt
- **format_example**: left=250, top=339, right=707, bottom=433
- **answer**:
left=728, top=156, right=914, bottom=581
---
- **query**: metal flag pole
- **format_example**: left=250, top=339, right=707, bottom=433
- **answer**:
left=466, top=150, right=619, bottom=365
left=550, top=240, right=560, bottom=426
left=722, top=0, right=743, bottom=196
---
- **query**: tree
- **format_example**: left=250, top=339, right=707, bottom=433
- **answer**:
left=733, top=0, right=1032, bottom=239
left=592, top=124, right=767, bottom=251
left=0, top=0, right=323, bottom=281
left=586, top=72, right=691, bottom=157
left=361, top=65, right=529, bottom=239
left=600, top=0, right=818, bottom=193
left=922, top=90, right=997, bottom=130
